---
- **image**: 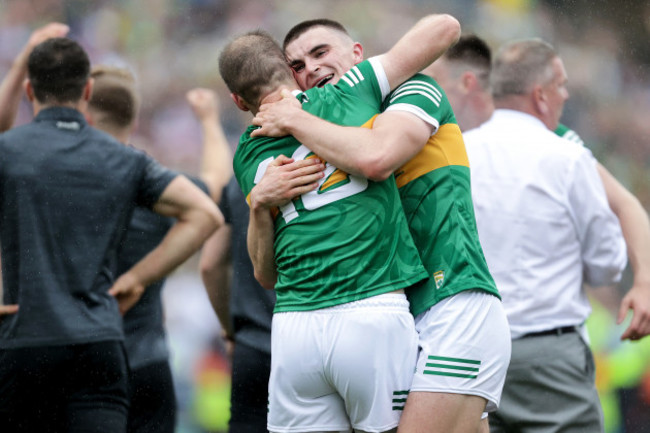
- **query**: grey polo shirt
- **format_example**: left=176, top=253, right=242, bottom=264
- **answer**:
left=0, top=107, right=177, bottom=349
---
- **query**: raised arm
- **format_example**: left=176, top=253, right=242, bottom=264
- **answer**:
left=596, top=163, right=650, bottom=340
left=378, top=13, right=460, bottom=90
left=186, top=88, right=233, bottom=202
left=0, top=22, right=69, bottom=131
left=109, top=175, right=223, bottom=313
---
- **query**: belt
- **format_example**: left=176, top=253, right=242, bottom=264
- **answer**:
left=520, top=326, right=577, bottom=339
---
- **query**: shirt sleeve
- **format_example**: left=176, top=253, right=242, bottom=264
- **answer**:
left=185, top=174, right=210, bottom=197
left=333, top=57, right=389, bottom=109
left=566, top=148, right=627, bottom=286
left=218, top=178, right=234, bottom=225
left=136, top=155, right=179, bottom=208
left=382, top=73, right=447, bottom=135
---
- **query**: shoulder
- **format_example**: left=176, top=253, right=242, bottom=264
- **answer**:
left=554, top=123, right=586, bottom=147
left=334, top=58, right=390, bottom=99
left=384, top=73, right=450, bottom=118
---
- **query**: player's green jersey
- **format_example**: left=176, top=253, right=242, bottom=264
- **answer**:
left=234, top=59, right=428, bottom=313
left=555, top=123, right=585, bottom=147
left=381, top=74, right=500, bottom=316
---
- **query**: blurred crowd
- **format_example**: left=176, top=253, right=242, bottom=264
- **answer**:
left=1, top=0, right=649, bottom=432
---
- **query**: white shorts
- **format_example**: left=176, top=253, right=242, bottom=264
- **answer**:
left=268, top=293, right=418, bottom=433
left=412, top=290, right=511, bottom=412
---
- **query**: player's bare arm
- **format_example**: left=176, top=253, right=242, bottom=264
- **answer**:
left=109, top=175, right=223, bottom=313
left=596, top=163, right=650, bottom=340
left=379, top=13, right=460, bottom=90
left=252, top=90, right=431, bottom=180
left=186, top=88, right=233, bottom=202
left=199, top=224, right=235, bottom=340
left=0, top=22, right=69, bottom=131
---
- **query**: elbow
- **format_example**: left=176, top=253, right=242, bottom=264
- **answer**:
left=199, top=257, right=215, bottom=282
left=358, top=156, right=396, bottom=182
left=363, top=167, right=393, bottom=182
left=205, top=205, right=225, bottom=236
left=254, top=270, right=276, bottom=290
left=439, top=14, right=461, bottom=44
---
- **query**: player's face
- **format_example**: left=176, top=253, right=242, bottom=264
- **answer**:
left=285, top=26, right=362, bottom=91
left=542, top=56, right=570, bottom=129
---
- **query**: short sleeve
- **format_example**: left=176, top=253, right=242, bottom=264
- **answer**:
left=136, top=156, right=179, bottom=208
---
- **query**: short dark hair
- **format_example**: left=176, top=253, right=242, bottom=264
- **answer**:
left=219, top=30, right=294, bottom=109
left=88, top=65, right=139, bottom=128
left=445, top=34, right=492, bottom=89
left=27, top=37, right=90, bottom=104
left=283, top=19, right=349, bottom=51
left=446, top=34, right=491, bottom=70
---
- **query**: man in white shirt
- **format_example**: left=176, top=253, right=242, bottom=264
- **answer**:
left=462, top=38, right=627, bottom=433
left=424, top=35, right=650, bottom=343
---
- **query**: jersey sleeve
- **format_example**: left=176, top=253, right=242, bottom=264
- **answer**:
left=382, top=73, right=455, bottom=135
left=232, top=127, right=262, bottom=204
left=136, top=153, right=179, bottom=208
left=332, top=57, right=391, bottom=109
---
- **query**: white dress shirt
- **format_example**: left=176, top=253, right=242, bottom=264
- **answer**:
left=464, top=109, right=627, bottom=339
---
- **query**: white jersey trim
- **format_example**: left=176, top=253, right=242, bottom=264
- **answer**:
left=368, top=56, right=391, bottom=100
left=391, top=80, right=442, bottom=104
left=385, top=103, right=439, bottom=135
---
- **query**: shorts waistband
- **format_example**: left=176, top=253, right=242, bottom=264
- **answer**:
left=323, top=293, right=409, bottom=312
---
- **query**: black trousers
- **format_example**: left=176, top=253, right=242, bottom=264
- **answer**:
left=229, top=342, right=271, bottom=433
left=0, top=340, right=129, bottom=433
left=127, top=360, right=177, bottom=433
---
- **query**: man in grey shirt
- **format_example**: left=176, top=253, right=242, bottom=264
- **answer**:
left=0, top=37, right=221, bottom=432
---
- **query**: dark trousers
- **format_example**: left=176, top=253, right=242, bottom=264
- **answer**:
left=127, top=360, right=177, bottom=433
left=0, top=340, right=129, bottom=433
left=229, top=342, right=271, bottom=433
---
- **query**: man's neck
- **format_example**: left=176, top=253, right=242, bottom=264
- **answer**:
left=254, top=84, right=300, bottom=115
left=32, top=100, right=82, bottom=116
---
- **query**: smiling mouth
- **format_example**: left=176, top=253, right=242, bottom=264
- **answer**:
left=315, top=74, right=334, bottom=88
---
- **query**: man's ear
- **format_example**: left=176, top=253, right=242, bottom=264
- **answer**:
left=230, top=93, right=250, bottom=112
left=461, top=71, right=478, bottom=94
left=352, top=42, right=364, bottom=65
left=24, top=79, right=35, bottom=102
left=532, top=85, right=548, bottom=115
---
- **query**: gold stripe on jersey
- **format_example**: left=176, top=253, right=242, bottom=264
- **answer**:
left=394, top=122, right=468, bottom=189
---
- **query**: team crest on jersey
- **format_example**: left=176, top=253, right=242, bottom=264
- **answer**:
left=434, top=270, right=445, bottom=289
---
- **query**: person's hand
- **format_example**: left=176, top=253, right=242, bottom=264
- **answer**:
left=108, top=272, right=146, bottom=315
left=186, top=88, right=219, bottom=123
left=251, top=89, right=302, bottom=137
left=250, top=155, right=325, bottom=209
left=0, top=304, right=18, bottom=320
left=617, top=282, right=650, bottom=340
left=28, top=22, right=70, bottom=49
